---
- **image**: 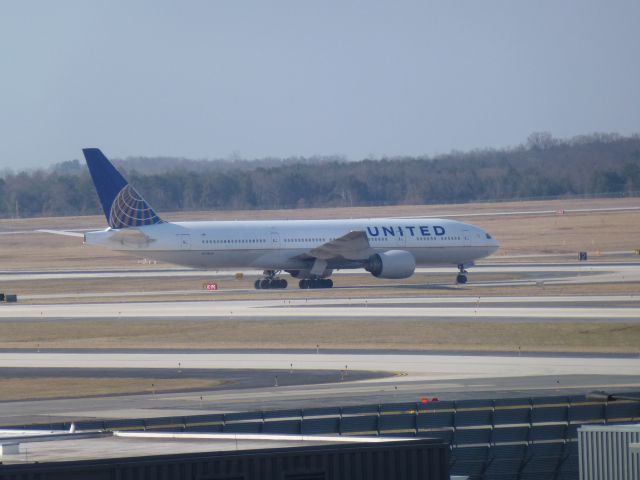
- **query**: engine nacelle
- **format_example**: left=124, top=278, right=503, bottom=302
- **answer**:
left=287, top=269, right=333, bottom=279
left=365, top=250, right=416, bottom=279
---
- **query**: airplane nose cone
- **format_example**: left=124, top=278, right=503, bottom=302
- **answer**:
left=483, top=232, right=499, bottom=254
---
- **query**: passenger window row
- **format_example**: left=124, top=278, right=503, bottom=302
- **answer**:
left=284, top=238, right=326, bottom=243
left=369, top=236, right=461, bottom=241
left=201, top=239, right=267, bottom=244
left=200, top=235, right=461, bottom=245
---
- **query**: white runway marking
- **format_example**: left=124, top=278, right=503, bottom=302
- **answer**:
left=14, top=292, right=640, bottom=303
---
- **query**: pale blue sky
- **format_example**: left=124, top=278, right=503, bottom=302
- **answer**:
left=1, top=1, right=639, bottom=168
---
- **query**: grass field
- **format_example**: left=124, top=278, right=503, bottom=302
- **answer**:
left=0, top=377, right=224, bottom=401
left=1, top=319, right=639, bottom=354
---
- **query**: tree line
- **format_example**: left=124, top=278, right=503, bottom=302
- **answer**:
left=1, top=132, right=639, bottom=219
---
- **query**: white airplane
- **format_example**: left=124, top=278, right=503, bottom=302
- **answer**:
left=81, top=148, right=499, bottom=289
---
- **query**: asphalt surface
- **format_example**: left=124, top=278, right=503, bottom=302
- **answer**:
left=1, top=262, right=640, bottom=322
left=1, top=349, right=640, bottom=426
left=0, top=366, right=387, bottom=390
left=2, top=370, right=640, bottom=427
left=0, top=260, right=639, bottom=282
left=2, top=352, right=639, bottom=382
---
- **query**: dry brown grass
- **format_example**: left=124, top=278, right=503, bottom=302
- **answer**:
left=478, top=209, right=640, bottom=256
left=0, top=233, right=128, bottom=270
left=1, top=319, right=639, bottom=353
left=0, top=377, right=224, bottom=401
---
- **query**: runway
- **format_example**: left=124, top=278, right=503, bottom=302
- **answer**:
left=0, top=365, right=384, bottom=390
left=0, top=261, right=636, bottom=323
left=4, top=372, right=640, bottom=427
left=2, top=351, right=640, bottom=381
left=1, top=261, right=639, bottom=309
left=2, top=349, right=640, bottom=426
left=1, top=295, right=639, bottom=322
left=1, top=261, right=639, bottom=282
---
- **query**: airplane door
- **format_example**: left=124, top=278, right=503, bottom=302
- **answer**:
left=178, top=234, right=191, bottom=250
left=398, top=232, right=407, bottom=247
left=395, top=227, right=407, bottom=247
left=270, top=232, right=280, bottom=249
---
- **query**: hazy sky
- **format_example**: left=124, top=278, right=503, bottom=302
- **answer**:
left=1, top=1, right=639, bottom=168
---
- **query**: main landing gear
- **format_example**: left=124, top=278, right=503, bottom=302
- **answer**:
left=456, top=264, right=468, bottom=284
left=254, top=270, right=288, bottom=289
left=299, top=277, right=333, bottom=289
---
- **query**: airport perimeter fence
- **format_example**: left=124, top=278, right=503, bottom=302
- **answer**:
left=11, top=392, right=640, bottom=480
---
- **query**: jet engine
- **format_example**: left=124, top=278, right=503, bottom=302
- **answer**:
left=365, top=250, right=415, bottom=279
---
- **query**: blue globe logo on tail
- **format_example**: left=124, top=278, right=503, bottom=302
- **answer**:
left=109, top=184, right=163, bottom=229
left=83, top=148, right=163, bottom=229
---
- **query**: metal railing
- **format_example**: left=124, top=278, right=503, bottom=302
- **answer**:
left=8, top=392, right=640, bottom=480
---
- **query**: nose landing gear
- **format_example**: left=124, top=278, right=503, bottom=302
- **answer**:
left=456, top=264, right=468, bottom=284
left=254, top=270, right=288, bottom=289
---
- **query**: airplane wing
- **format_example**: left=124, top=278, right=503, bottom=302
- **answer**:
left=300, top=230, right=374, bottom=261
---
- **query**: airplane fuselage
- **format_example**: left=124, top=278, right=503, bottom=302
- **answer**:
left=85, top=217, right=499, bottom=271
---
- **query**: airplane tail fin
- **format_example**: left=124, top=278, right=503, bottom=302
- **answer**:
left=82, top=148, right=163, bottom=229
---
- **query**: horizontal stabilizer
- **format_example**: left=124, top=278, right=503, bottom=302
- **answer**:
left=36, top=229, right=85, bottom=238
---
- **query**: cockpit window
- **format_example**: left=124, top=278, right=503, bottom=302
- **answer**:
left=485, top=233, right=492, bottom=239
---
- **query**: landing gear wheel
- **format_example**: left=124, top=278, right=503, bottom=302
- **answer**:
left=299, top=279, right=310, bottom=289
left=456, top=264, right=469, bottom=285
left=254, top=271, right=288, bottom=290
